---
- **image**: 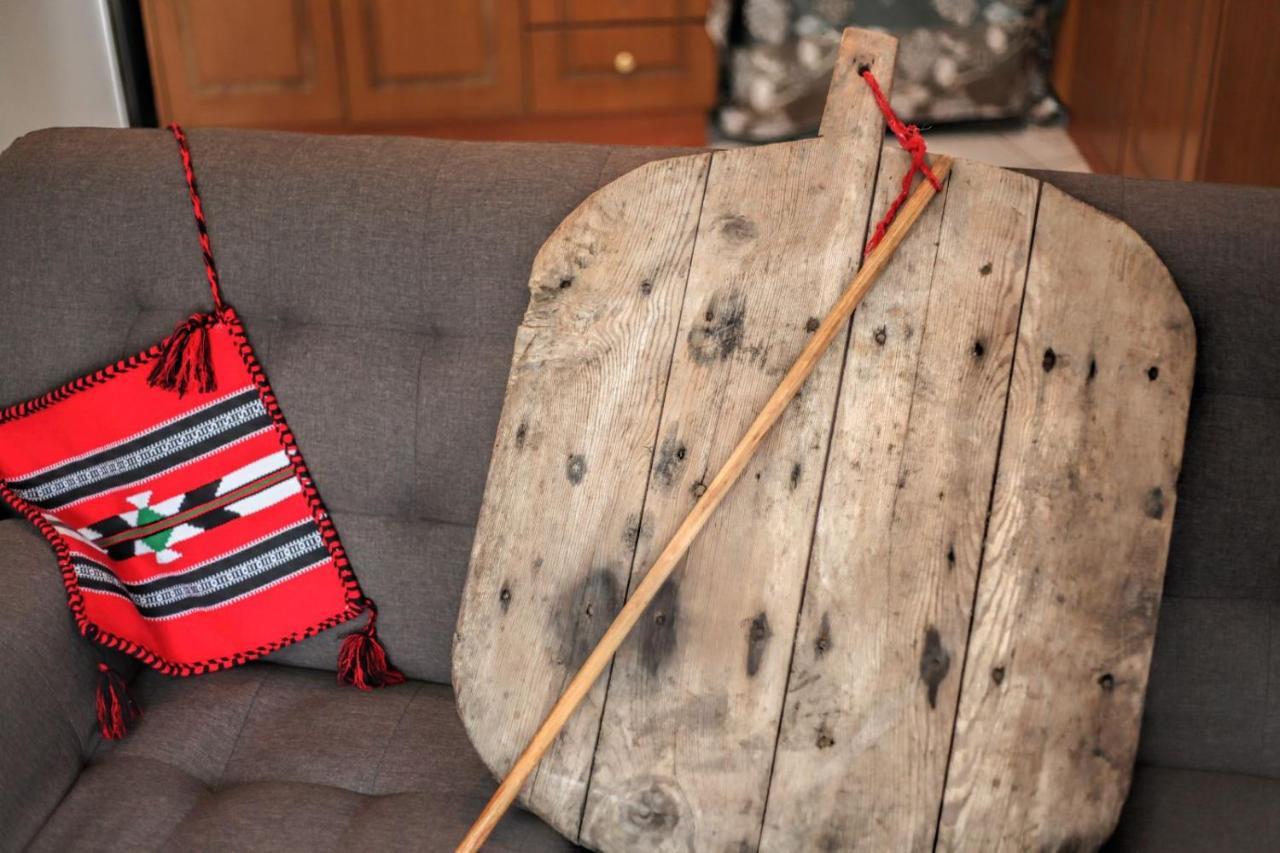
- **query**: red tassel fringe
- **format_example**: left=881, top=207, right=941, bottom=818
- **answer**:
left=148, top=313, right=217, bottom=397
left=95, top=662, right=140, bottom=740
left=338, top=604, right=405, bottom=690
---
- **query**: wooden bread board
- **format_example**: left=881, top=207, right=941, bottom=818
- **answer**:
left=453, top=28, right=1195, bottom=852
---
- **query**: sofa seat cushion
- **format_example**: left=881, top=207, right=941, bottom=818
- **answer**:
left=1106, top=765, right=1280, bottom=852
left=29, top=664, right=574, bottom=852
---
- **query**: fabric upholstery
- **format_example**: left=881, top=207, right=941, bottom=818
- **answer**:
left=0, top=129, right=1277, bottom=849
left=28, top=665, right=573, bottom=852
left=1106, top=765, right=1280, bottom=852
left=0, top=521, right=105, bottom=845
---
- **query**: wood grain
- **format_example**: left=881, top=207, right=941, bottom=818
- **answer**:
left=935, top=184, right=1195, bottom=850
left=453, top=152, right=711, bottom=828
left=576, top=30, right=895, bottom=852
left=762, top=152, right=1039, bottom=852
left=581, top=145, right=880, bottom=853
left=453, top=24, right=1196, bottom=853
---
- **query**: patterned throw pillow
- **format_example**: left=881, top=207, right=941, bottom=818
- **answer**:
left=0, top=126, right=402, bottom=739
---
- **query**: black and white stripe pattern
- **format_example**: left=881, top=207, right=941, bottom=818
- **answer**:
left=8, top=388, right=269, bottom=509
left=71, top=522, right=327, bottom=619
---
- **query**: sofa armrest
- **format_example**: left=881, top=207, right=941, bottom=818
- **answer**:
left=0, top=519, right=100, bottom=847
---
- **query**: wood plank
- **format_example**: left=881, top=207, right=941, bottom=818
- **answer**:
left=935, top=184, right=1195, bottom=850
left=761, top=155, right=1040, bottom=851
left=578, top=38, right=895, bottom=853
left=452, top=152, right=712, bottom=829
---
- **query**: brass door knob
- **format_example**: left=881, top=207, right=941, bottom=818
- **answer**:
left=613, top=51, right=637, bottom=75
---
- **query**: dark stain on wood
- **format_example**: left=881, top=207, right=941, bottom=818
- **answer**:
left=947, top=543, right=956, bottom=568
left=514, top=422, right=527, bottom=449
left=790, top=462, right=803, bottom=490
left=973, top=339, right=986, bottom=358
left=815, top=611, right=833, bottom=658
left=746, top=611, right=773, bottom=677
left=555, top=568, right=620, bottom=670
left=499, top=583, right=512, bottom=614
left=653, top=436, right=688, bottom=488
left=688, top=292, right=747, bottom=363
left=566, top=454, right=587, bottom=484
left=992, top=666, right=1005, bottom=685
left=919, top=626, right=952, bottom=709
left=1088, top=357, right=1098, bottom=382
left=1147, top=365, right=1160, bottom=381
left=815, top=721, right=836, bottom=749
left=640, top=279, right=653, bottom=295
left=1144, top=487, right=1165, bottom=519
left=1043, top=348, right=1057, bottom=372
left=717, top=213, right=759, bottom=243
left=805, top=316, right=820, bottom=333
left=639, top=578, right=680, bottom=676
left=622, top=513, right=651, bottom=555
left=873, top=325, right=888, bottom=346
left=559, top=277, right=573, bottom=290
left=979, top=261, right=993, bottom=276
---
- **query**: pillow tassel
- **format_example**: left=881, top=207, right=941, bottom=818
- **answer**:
left=148, top=313, right=217, bottom=396
left=338, top=602, right=405, bottom=690
left=95, top=662, right=141, bottom=740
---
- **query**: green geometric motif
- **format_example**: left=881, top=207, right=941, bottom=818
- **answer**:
left=136, top=505, right=175, bottom=553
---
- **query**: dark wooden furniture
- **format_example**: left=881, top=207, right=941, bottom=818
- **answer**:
left=141, top=0, right=715, bottom=145
left=1054, top=0, right=1280, bottom=186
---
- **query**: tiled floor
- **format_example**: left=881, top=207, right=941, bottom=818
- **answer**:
left=918, top=123, right=1091, bottom=173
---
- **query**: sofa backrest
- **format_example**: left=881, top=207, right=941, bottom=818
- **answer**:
left=1, top=129, right=1277, bottom=781
left=0, top=128, right=678, bottom=686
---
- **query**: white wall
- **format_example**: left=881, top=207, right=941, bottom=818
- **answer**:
left=0, top=0, right=128, bottom=153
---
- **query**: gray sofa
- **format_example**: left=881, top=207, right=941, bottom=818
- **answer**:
left=0, top=128, right=1275, bottom=852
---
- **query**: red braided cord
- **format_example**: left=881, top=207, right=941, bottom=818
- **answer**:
left=860, top=69, right=941, bottom=257
left=168, top=124, right=226, bottom=313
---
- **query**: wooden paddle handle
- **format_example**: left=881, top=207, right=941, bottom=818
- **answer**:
left=457, top=155, right=954, bottom=853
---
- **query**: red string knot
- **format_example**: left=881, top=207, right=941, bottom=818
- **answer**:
left=857, top=66, right=942, bottom=255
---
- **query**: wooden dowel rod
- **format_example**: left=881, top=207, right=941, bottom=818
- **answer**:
left=457, top=155, right=954, bottom=853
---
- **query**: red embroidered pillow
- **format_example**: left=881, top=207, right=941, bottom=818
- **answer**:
left=0, top=126, right=401, bottom=739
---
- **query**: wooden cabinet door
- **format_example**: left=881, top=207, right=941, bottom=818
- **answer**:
left=1198, top=0, right=1280, bottom=185
left=143, top=0, right=343, bottom=127
left=337, top=0, right=524, bottom=123
left=1122, top=0, right=1221, bottom=180
left=1060, top=0, right=1145, bottom=175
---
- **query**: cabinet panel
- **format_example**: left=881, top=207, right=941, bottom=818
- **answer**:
left=530, top=23, right=716, bottom=115
left=143, top=0, right=343, bottom=126
left=1122, top=0, right=1221, bottom=180
left=338, top=0, right=524, bottom=122
left=1200, top=0, right=1280, bottom=185
left=1063, top=0, right=1146, bottom=175
left=527, top=0, right=708, bottom=24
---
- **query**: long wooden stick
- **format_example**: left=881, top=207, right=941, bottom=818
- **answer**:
left=457, top=155, right=954, bottom=853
